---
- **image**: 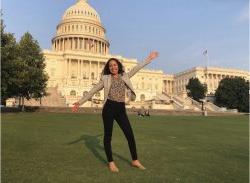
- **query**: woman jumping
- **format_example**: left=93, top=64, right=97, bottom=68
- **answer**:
left=72, top=51, right=159, bottom=172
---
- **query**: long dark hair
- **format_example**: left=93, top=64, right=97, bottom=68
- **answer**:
left=102, top=58, right=125, bottom=75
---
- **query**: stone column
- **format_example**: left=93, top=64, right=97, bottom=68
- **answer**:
left=80, top=60, right=82, bottom=79
left=64, top=59, right=67, bottom=78
left=86, top=38, right=89, bottom=51
left=59, top=39, right=61, bottom=51
left=98, top=41, right=100, bottom=54
left=77, top=38, right=80, bottom=50
left=67, top=38, right=69, bottom=50
left=89, top=60, right=91, bottom=82
left=95, top=40, right=97, bottom=53
left=72, top=38, right=75, bottom=50
left=77, top=59, right=80, bottom=79
left=70, top=38, right=72, bottom=50
left=97, top=61, right=100, bottom=80
left=84, top=38, right=86, bottom=51
left=81, top=60, right=84, bottom=79
left=101, top=43, right=104, bottom=54
left=62, top=38, right=65, bottom=51
left=69, top=59, right=71, bottom=78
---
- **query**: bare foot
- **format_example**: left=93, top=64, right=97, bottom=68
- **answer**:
left=131, top=160, right=146, bottom=170
left=108, top=161, right=119, bottom=173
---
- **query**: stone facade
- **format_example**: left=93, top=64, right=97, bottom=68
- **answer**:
left=173, top=67, right=249, bottom=95
left=40, top=0, right=249, bottom=109
left=44, top=0, right=166, bottom=107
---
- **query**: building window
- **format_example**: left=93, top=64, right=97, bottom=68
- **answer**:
left=95, top=92, right=100, bottom=97
left=91, top=72, right=95, bottom=79
left=140, top=94, right=145, bottom=101
left=70, top=90, right=76, bottom=96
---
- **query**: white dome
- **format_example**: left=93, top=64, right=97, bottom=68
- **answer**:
left=62, top=0, right=101, bottom=23
left=52, top=0, right=110, bottom=54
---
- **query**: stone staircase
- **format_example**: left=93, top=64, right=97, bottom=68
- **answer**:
left=162, top=92, right=227, bottom=112
left=204, top=101, right=228, bottom=112
left=161, top=92, right=226, bottom=112
left=24, top=87, right=67, bottom=107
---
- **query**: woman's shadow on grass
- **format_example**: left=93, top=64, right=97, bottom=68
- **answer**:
left=67, top=134, right=130, bottom=165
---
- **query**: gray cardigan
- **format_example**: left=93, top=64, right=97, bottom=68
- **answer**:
left=77, top=58, right=152, bottom=105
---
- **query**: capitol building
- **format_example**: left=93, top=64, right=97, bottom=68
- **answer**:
left=23, top=0, right=249, bottom=111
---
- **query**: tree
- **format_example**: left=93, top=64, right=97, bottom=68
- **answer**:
left=186, top=78, right=207, bottom=102
left=1, top=19, right=20, bottom=105
left=17, top=32, right=48, bottom=110
left=215, top=77, right=249, bottom=112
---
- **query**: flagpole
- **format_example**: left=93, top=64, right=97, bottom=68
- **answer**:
left=203, top=49, right=209, bottom=68
left=206, top=52, right=210, bottom=68
left=203, top=49, right=209, bottom=88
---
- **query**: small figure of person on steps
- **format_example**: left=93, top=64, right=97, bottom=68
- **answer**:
left=72, top=51, right=159, bottom=172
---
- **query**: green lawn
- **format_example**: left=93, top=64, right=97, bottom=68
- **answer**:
left=1, top=113, right=249, bottom=183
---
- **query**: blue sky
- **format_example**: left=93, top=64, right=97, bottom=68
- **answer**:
left=3, top=0, right=249, bottom=74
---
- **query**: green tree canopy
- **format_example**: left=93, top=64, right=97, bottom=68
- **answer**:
left=215, top=77, right=249, bottom=112
left=1, top=19, right=20, bottom=104
left=1, top=23, right=48, bottom=108
left=17, top=32, right=48, bottom=101
left=186, top=78, right=207, bottom=102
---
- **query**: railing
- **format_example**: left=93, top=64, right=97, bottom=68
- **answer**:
left=205, top=102, right=224, bottom=112
left=186, top=97, right=201, bottom=108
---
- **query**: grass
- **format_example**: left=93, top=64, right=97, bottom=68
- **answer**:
left=1, top=112, right=249, bottom=183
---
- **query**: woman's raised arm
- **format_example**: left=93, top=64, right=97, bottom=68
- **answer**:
left=127, top=51, right=159, bottom=78
left=72, top=78, right=104, bottom=112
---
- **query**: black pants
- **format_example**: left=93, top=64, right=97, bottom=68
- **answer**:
left=102, top=99, right=138, bottom=162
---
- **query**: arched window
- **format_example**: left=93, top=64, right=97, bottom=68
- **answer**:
left=140, top=94, right=145, bottom=101
left=70, top=90, right=76, bottom=96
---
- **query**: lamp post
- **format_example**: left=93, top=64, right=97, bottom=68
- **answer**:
left=199, top=99, right=207, bottom=116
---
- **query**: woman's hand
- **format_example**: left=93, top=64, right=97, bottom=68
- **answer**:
left=72, top=102, right=80, bottom=112
left=146, top=51, right=159, bottom=62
